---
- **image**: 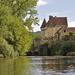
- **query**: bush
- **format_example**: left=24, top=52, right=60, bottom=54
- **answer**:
left=60, top=41, right=75, bottom=55
left=50, top=41, right=62, bottom=55
left=0, top=37, right=14, bottom=58
left=49, top=40, right=75, bottom=56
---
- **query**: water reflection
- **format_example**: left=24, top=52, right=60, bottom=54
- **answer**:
left=0, top=57, right=31, bottom=75
left=14, top=57, right=31, bottom=75
left=0, top=56, right=75, bottom=75
left=30, top=56, right=75, bottom=75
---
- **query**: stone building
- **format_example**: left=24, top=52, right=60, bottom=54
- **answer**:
left=41, top=16, right=75, bottom=40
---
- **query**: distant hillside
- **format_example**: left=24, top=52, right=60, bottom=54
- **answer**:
left=32, top=31, right=42, bottom=40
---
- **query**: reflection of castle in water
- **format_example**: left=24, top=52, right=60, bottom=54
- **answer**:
left=30, top=56, right=75, bottom=75
left=41, top=56, right=75, bottom=72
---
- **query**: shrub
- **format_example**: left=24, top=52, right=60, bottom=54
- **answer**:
left=0, top=37, right=14, bottom=58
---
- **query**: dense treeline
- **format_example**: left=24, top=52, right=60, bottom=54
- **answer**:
left=27, top=33, right=75, bottom=56
left=0, top=0, right=38, bottom=58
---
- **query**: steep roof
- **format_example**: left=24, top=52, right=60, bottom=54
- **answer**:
left=67, top=27, right=75, bottom=33
left=41, top=18, right=46, bottom=28
left=41, top=16, right=68, bottom=28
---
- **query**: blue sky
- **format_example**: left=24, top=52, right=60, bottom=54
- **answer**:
left=33, top=0, right=75, bottom=32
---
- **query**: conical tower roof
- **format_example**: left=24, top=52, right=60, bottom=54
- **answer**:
left=41, top=18, right=46, bottom=28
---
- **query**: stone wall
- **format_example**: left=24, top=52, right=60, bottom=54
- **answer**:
left=42, top=25, right=67, bottom=40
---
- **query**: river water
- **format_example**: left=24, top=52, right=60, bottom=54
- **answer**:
left=0, top=56, right=75, bottom=75
left=29, top=56, right=75, bottom=75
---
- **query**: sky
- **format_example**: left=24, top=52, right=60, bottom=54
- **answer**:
left=33, top=0, right=75, bottom=32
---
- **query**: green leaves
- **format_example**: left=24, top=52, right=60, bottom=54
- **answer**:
left=0, top=37, right=14, bottom=57
left=0, top=0, right=37, bottom=57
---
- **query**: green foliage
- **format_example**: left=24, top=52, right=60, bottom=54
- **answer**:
left=0, top=0, right=37, bottom=57
left=69, top=32, right=73, bottom=36
left=0, top=37, right=14, bottom=57
left=0, top=0, right=37, bottom=17
left=33, top=31, right=42, bottom=39
left=0, top=0, right=38, bottom=29
left=50, top=41, right=62, bottom=55
left=49, top=40, right=75, bottom=56
left=60, top=41, right=75, bottom=55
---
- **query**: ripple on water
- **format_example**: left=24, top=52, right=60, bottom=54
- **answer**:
left=30, top=56, right=75, bottom=75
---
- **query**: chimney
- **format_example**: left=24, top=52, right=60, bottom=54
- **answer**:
left=49, top=16, right=53, bottom=20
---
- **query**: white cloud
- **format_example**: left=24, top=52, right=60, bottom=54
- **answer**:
left=37, top=0, right=48, bottom=6
left=68, top=21, right=75, bottom=27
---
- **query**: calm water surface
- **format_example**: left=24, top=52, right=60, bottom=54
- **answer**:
left=0, top=56, right=75, bottom=75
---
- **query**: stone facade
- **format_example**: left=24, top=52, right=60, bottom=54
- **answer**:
left=41, top=16, right=75, bottom=40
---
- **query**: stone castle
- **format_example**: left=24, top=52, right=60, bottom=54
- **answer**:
left=41, top=16, right=75, bottom=40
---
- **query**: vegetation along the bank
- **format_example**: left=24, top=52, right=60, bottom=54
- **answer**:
left=27, top=32, right=75, bottom=56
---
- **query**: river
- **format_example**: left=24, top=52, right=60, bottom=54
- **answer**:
left=0, top=56, right=75, bottom=75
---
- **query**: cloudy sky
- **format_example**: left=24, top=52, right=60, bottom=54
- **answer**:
left=33, top=0, right=75, bottom=32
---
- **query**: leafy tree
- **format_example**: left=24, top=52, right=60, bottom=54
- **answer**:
left=0, top=0, right=37, bottom=57
left=49, top=40, right=75, bottom=56
left=50, top=41, right=62, bottom=55
left=0, top=0, right=38, bottom=29
left=0, top=37, right=14, bottom=58
left=60, top=41, right=75, bottom=55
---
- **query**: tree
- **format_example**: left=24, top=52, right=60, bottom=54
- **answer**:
left=0, top=0, right=37, bottom=57
left=50, top=40, right=75, bottom=56
left=60, top=41, right=75, bottom=55
left=0, top=0, right=38, bottom=29
left=50, top=41, right=62, bottom=55
left=0, top=37, right=14, bottom=58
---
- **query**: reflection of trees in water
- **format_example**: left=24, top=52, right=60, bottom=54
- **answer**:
left=0, top=59, right=14, bottom=75
left=14, top=57, right=30, bottom=75
left=0, top=57, right=31, bottom=75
